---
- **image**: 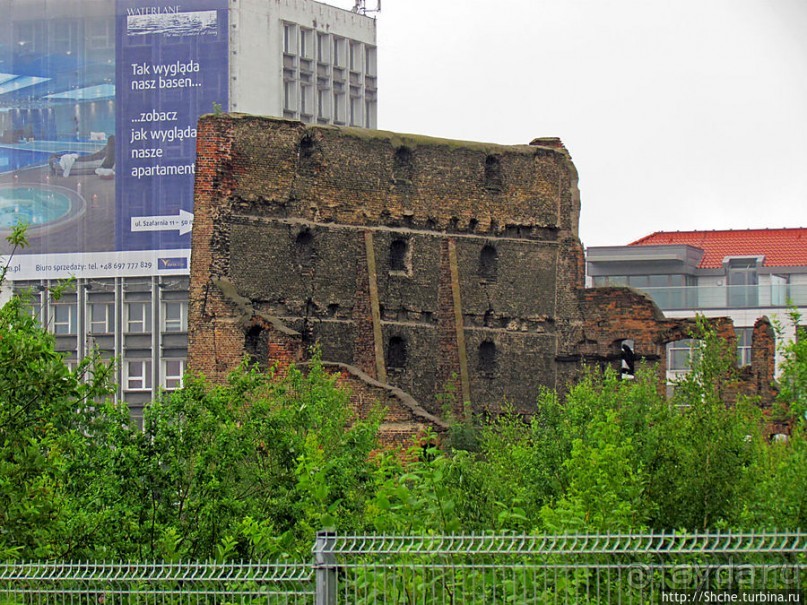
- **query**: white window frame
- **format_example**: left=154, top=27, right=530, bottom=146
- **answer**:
left=89, top=302, right=114, bottom=334
left=736, top=327, right=753, bottom=367
left=126, top=359, right=153, bottom=391
left=162, top=358, right=186, bottom=390
left=52, top=302, right=78, bottom=335
left=162, top=301, right=188, bottom=333
left=667, top=338, right=701, bottom=375
left=126, top=301, right=152, bottom=334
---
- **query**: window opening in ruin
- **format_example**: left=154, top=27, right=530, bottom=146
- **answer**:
left=389, top=238, right=410, bottom=273
left=479, top=244, right=498, bottom=282
left=387, top=335, right=407, bottom=369
left=620, top=339, right=635, bottom=378
left=302, top=298, right=317, bottom=344
left=479, top=340, right=497, bottom=376
left=295, top=230, right=315, bottom=267
left=393, top=145, right=413, bottom=183
left=483, top=308, right=494, bottom=327
left=245, top=325, right=268, bottom=368
left=300, top=135, right=315, bottom=157
left=484, top=154, right=503, bottom=192
left=299, top=134, right=320, bottom=173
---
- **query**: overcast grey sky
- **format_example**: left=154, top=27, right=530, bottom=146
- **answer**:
left=329, top=0, right=807, bottom=248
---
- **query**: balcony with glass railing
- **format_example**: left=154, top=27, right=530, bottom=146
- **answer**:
left=621, top=283, right=807, bottom=311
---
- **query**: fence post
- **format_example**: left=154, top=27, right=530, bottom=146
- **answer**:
left=314, top=529, right=337, bottom=605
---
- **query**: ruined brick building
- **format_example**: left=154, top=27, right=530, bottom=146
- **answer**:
left=188, top=114, right=776, bottom=439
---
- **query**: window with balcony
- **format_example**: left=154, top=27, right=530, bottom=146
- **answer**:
left=771, top=274, right=789, bottom=306
left=727, top=258, right=758, bottom=307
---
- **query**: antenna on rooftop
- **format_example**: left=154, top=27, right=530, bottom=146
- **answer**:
left=352, top=0, right=381, bottom=15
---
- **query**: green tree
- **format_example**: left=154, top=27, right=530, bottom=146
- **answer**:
left=740, top=315, right=807, bottom=529
left=0, top=225, right=118, bottom=559
left=644, top=317, right=762, bottom=530
left=123, top=357, right=382, bottom=560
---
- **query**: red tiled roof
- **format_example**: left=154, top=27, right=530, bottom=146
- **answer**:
left=629, top=228, right=807, bottom=269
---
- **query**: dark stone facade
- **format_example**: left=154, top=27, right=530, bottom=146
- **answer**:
left=189, top=115, right=776, bottom=437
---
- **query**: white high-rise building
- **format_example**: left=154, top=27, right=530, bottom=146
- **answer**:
left=232, top=1, right=377, bottom=127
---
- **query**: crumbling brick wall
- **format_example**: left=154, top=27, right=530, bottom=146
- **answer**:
left=576, top=287, right=777, bottom=404
left=189, top=115, right=778, bottom=430
left=189, top=115, right=585, bottom=419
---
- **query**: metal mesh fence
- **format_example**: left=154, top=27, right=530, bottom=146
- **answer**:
left=1, top=532, right=804, bottom=605
left=316, top=532, right=807, bottom=604
left=0, top=561, right=314, bottom=605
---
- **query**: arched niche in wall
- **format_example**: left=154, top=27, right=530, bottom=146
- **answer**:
left=478, top=339, right=497, bottom=377
left=388, top=238, right=410, bottom=274
left=295, top=229, right=315, bottom=268
left=479, top=244, right=498, bottom=282
left=386, top=335, right=407, bottom=370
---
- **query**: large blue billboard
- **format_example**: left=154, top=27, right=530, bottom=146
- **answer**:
left=116, top=0, right=227, bottom=254
left=0, top=0, right=228, bottom=280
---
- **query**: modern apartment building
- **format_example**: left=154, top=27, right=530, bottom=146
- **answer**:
left=586, top=228, right=807, bottom=379
left=0, top=0, right=377, bottom=418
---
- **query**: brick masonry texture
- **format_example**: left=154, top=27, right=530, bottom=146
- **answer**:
left=189, top=115, right=777, bottom=439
